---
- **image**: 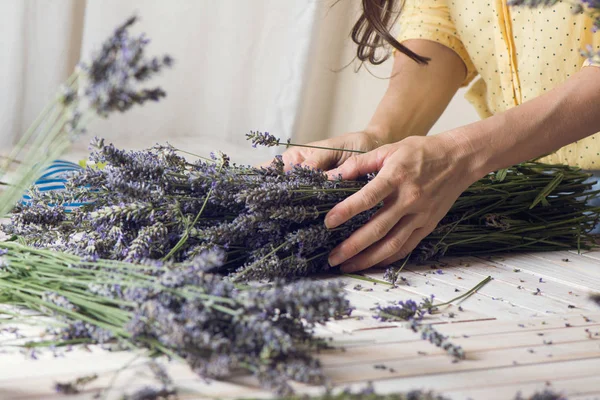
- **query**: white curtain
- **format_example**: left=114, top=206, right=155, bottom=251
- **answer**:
left=1, top=0, right=328, bottom=165
left=0, top=0, right=85, bottom=154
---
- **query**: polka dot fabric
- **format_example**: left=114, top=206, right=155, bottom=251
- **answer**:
left=396, top=0, right=600, bottom=168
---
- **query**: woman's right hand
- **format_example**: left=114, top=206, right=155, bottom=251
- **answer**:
left=260, top=131, right=386, bottom=172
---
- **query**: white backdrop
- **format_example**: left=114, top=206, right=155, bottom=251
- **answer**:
left=0, top=0, right=479, bottom=165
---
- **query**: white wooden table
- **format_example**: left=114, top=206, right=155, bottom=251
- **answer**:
left=1, top=249, right=599, bottom=400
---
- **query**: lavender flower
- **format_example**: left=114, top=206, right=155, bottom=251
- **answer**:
left=410, top=320, right=465, bottom=360
left=78, top=16, right=173, bottom=118
left=246, top=131, right=282, bottom=147
left=42, top=292, right=79, bottom=313
left=374, top=299, right=422, bottom=322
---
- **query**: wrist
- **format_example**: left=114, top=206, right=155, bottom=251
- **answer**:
left=363, top=124, right=394, bottom=146
left=438, top=127, right=494, bottom=184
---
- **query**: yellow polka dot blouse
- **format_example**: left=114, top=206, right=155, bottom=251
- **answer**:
left=396, top=0, right=600, bottom=168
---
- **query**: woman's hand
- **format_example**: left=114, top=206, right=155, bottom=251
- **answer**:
left=325, top=133, right=479, bottom=273
left=260, top=131, right=386, bottom=172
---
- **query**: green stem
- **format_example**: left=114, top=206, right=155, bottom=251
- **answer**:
left=284, top=142, right=365, bottom=154
left=343, top=273, right=392, bottom=286
left=431, top=276, right=493, bottom=309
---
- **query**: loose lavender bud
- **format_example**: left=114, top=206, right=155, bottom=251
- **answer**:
left=53, top=374, right=98, bottom=395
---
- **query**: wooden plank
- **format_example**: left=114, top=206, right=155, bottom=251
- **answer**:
left=439, top=256, right=596, bottom=310
left=337, top=357, right=600, bottom=396
left=0, top=349, right=268, bottom=400
left=445, top=375, right=600, bottom=400
left=362, top=268, right=536, bottom=320
left=326, top=277, right=492, bottom=334
left=404, top=261, right=593, bottom=316
left=332, top=312, right=600, bottom=348
left=322, top=339, right=600, bottom=384
left=320, top=322, right=600, bottom=366
left=480, top=253, right=600, bottom=292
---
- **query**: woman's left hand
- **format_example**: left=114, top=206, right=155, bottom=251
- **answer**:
left=325, top=133, right=479, bottom=273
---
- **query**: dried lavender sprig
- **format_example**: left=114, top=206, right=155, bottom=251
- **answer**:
left=409, top=320, right=465, bottom=359
left=375, top=276, right=492, bottom=322
left=373, top=276, right=491, bottom=359
left=246, top=131, right=364, bottom=154
left=0, top=15, right=172, bottom=217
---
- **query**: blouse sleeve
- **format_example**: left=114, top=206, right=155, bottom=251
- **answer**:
left=395, top=0, right=477, bottom=87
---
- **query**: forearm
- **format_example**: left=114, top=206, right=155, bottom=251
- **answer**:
left=367, top=39, right=467, bottom=143
left=447, top=66, right=600, bottom=179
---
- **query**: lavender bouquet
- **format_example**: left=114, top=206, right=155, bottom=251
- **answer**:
left=4, top=133, right=599, bottom=284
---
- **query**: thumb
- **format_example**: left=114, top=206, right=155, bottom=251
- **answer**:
left=326, top=150, right=383, bottom=180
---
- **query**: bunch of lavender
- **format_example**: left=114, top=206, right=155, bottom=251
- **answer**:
left=0, top=241, right=351, bottom=396
left=5, top=134, right=600, bottom=283
left=0, top=16, right=172, bottom=218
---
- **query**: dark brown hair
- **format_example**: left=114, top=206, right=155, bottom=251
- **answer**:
left=352, top=0, right=429, bottom=65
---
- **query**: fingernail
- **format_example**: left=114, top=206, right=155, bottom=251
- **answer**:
left=328, top=251, right=343, bottom=267
left=325, top=214, right=340, bottom=229
left=340, top=263, right=356, bottom=273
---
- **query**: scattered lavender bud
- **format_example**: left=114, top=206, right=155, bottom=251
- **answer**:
left=53, top=374, right=98, bottom=395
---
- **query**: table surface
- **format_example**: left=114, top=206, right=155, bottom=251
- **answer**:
left=1, top=246, right=599, bottom=400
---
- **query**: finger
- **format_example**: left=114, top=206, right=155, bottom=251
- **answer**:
left=301, top=149, right=341, bottom=172
left=328, top=201, right=402, bottom=267
left=373, top=226, right=430, bottom=268
left=339, top=214, right=420, bottom=273
left=326, top=150, right=385, bottom=181
left=324, top=172, right=395, bottom=229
